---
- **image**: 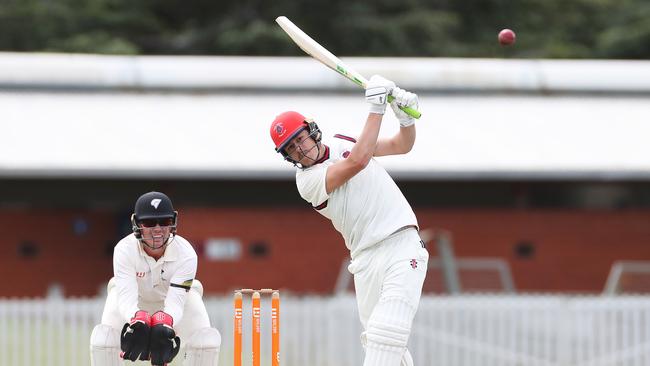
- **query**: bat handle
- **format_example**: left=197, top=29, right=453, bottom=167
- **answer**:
left=387, top=95, right=422, bottom=119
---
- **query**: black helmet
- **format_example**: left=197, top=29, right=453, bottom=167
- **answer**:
left=134, top=191, right=175, bottom=221
left=131, top=191, right=178, bottom=249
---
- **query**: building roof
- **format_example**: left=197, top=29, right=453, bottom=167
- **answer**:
left=1, top=53, right=649, bottom=180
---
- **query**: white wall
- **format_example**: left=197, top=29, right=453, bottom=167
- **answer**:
left=2, top=91, right=650, bottom=179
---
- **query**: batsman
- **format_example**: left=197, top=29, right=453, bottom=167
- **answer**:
left=270, top=76, right=429, bottom=366
left=90, top=191, right=221, bottom=366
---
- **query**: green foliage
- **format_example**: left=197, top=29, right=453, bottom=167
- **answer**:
left=0, top=0, right=648, bottom=58
left=47, top=32, right=139, bottom=54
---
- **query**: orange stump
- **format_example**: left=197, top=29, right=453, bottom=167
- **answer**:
left=252, top=291, right=261, bottom=366
left=271, top=291, right=280, bottom=366
left=234, top=289, right=280, bottom=366
left=233, top=291, right=243, bottom=366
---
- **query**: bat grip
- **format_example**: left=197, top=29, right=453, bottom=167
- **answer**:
left=387, top=95, right=421, bottom=119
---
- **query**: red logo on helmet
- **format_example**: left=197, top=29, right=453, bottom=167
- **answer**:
left=275, top=123, right=286, bottom=137
left=270, top=111, right=309, bottom=151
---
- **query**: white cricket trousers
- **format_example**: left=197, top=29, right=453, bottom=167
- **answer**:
left=349, top=227, right=429, bottom=328
left=100, top=277, right=211, bottom=340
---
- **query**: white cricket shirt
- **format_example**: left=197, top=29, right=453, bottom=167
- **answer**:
left=112, top=233, right=197, bottom=325
left=296, top=134, right=418, bottom=259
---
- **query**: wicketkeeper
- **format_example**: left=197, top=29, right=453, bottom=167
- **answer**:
left=90, top=191, right=221, bottom=366
left=270, top=75, right=429, bottom=366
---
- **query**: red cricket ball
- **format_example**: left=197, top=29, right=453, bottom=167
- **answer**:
left=498, top=29, right=516, bottom=46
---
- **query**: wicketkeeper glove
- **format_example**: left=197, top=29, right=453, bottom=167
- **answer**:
left=120, top=310, right=151, bottom=361
left=149, top=311, right=181, bottom=366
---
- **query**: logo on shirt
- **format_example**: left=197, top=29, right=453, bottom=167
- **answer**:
left=410, top=259, right=418, bottom=269
left=151, top=198, right=162, bottom=209
left=342, top=150, right=350, bottom=158
left=136, top=272, right=146, bottom=278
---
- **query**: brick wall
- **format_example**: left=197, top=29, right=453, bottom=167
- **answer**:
left=416, top=210, right=650, bottom=292
left=1, top=208, right=649, bottom=297
left=0, top=210, right=115, bottom=297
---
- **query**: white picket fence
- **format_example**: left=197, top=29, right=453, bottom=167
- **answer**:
left=0, top=294, right=649, bottom=366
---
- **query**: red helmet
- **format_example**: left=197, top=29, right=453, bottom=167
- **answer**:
left=270, top=111, right=309, bottom=152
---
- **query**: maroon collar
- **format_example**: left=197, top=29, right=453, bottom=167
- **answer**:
left=313, top=145, right=330, bottom=165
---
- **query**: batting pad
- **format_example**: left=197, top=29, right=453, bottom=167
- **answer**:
left=89, top=324, right=121, bottom=366
left=183, top=327, right=221, bottom=366
left=363, top=297, right=416, bottom=366
left=401, top=349, right=414, bottom=366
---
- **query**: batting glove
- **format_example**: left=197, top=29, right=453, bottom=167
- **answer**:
left=365, top=75, right=395, bottom=115
left=390, top=87, right=419, bottom=127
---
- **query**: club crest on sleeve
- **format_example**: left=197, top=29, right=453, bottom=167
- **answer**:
left=150, top=198, right=162, bottom=209
left=410, top=259, right=418, bottom=269
left=275, top=123, right=286, bottom=137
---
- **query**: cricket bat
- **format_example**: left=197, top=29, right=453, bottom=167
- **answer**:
left=275, top=16, right=421, bottom=119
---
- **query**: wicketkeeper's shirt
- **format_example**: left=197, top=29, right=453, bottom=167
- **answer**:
left=113, top=233, right=197, bottom=324
left=296, top=134, right=418, bottom=259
